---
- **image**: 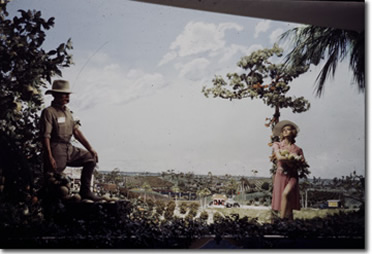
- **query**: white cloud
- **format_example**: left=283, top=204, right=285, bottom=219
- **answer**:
left=158, top=51, right=178, bottom=66
left=168, top=21, right=244, bottom=58
left=157, top=21, right=253, bottom=81
left=270, top=28, right=284, bottom=44
left=212, top=44, right=264, bottom=63
left=67, top=60, right=167, bottom=111
left=176, top=58, right=210, bottom=80
left=213, top=44, right=247, bottom=63
left=254, top=20, right=271, bottom=38
left=126, top=69, right=144, bottom=79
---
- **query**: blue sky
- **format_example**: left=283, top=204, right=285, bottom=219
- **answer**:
left=7, top=0, right=366, bottom=179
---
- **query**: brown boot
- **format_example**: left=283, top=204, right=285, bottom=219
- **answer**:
left=79, top=161, right=101, bottom=201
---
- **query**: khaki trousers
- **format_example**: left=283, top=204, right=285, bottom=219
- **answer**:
left=48, top=143, right=96, bottom=195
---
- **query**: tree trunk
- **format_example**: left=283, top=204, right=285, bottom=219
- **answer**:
left=273, top=105, right=280, bottom=127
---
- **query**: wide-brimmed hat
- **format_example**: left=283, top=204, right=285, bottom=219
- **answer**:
left=45, top=80, right=72, bottom=95
left=272, top=120, right=300, bottom=136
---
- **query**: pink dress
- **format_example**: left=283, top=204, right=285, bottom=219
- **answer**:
left=271, top=141, right=304, bottom=211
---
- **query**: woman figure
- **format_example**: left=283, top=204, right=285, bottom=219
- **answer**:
left=271, top=120, right=305, bottom=220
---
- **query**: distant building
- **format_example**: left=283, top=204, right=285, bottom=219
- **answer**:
left=97, top=183, right=118, bottom=194
left=327, top=199, right=341, bottom=208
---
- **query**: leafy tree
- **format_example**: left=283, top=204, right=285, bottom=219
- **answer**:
left=202, top=44, right=310, bottom=130
left=239, top=177, right=250, bottom=193
left=331, top=171, right=364, bottom=206
left=105, top=168, right=121, bottom=184
left=280, top=26, right=365, bottom=96
left=93, top=169, right=104, bottom=182
left=261, top=181, right=270, bottom=191
left=225, top=178, right=238, bottom=196
left=185, top=171, right=194, bottom=182
left=0, top=2, right=73, bottom=201
left=141, top=181, right=152, bottom=202
left=197, top=187, right=211, bottom=208
left=199, top=210, right=209, bottom=221
left=171, top=183, right=180, bottom=203
left=179, top=202, right=188, bottom=214
left=207, top=171, right=213, bottom=184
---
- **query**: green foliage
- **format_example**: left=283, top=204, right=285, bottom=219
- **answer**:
left=185, top=213, right=194, bottom=221
left=146, top=198, right=155, bottom=210
left=164, top=201, right=176, bottom=220
left=261, top=182, right=270, bottom=191
left=179, top=202, right=188, bottom=214
left=199, top=211, right=209, bottom=221
left=224, top=178, right=239, bottom=195
left=202, top=44, right=310, bottom=128
left=331, top=171, right=364, bottom=204
left=0, top=2, right=73, bottom=201
left=197, top=187, right=211, bottom=197
left=0, top=197, right=364, bottom=248
left=188, top=207, right=198, bottom=218
left=190, top=202, right=200, bottom=211
left=212, top=212, right=224, bottom=223
left=105, top=168, right=121, bottom=184
left=155, top=200, right=165, bottom=216
left=280, top=26, right=364, bottom=96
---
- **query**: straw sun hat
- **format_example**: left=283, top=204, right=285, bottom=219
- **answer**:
left=45, top=80, right=72, bottom=95
left=272, top=120, right=300, bottom=137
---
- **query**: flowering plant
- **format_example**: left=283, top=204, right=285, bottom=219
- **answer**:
left=279, top=149, right=310, bottom=178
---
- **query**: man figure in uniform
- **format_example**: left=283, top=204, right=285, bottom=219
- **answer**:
left=40, top=80, right=102, bottom=201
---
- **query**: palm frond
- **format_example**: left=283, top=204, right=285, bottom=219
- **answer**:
left=349, top=31, right=365, bottom=91
left=280, top=25, right=364, bottom=96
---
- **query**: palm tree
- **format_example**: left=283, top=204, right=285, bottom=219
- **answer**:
left=280, top=26, right=364, bottom=96
left=197, top=188, right=212, bottom=208
left=171, top=184, right=180, bottom=204
left=141, top=181, right=152, bottom=202
left=239, top=177, right=250, bottom=193
left=105, top=168, right=121, bottom=184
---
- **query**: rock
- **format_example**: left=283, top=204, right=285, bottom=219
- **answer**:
left=69, top=194, right=82, bottom=202
left=59, top=186, right=70, bottom=198
left=82, top=199, right=94, bottom=203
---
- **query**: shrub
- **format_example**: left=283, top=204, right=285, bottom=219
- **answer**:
left=179, top=202, right=188, bottom=214
left=188, top=208, right=197, bottom=218
left=213, top=212, right=224, bottom=223
left=155, top=200, right=165, bottom=216
left=185, top=213, right=194, bottom=221
left=190, top=202, right=200, bottom=210
left=199, top=211, right=209, bottom=221
left=167, top=201, right=176, bottom=212
left=164, top=209, right=174, bottom=220
left=146, top=198, right=155, bottom=211
left=0, top=2, right=73, bottom=203
left=261, top=182, right=270, bottom=191
left=0, top=198, right=365, bottom=248
left=164, top=201, right=176, bottom=220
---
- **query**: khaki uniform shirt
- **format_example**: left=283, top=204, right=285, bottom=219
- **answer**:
left=40, top=102, right=79, bottom=143
left=40, top=102, right=94, bottom=172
